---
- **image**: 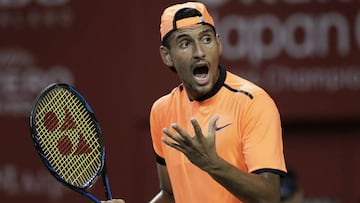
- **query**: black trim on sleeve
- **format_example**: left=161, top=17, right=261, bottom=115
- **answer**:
left=156, top=153, right=166, bottom=166
left=252, top=168, right=287, bottom=177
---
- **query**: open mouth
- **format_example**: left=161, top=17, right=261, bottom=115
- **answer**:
left=193, top=65, right=209, bottom=84
left=193, top=66, right=209, bottom=78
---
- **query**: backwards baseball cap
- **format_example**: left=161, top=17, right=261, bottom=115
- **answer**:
left=160, top=2, right=216, bottom=42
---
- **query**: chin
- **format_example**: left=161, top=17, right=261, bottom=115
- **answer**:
left=196, top=85, right=213, bottom=96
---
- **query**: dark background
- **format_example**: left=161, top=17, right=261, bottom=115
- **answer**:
left=0, top=0, right=359, bottom=202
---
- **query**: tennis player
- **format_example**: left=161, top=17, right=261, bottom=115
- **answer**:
left=149, top=2, right=287, bottom=202
left=107, top=1, right=287, bottom=203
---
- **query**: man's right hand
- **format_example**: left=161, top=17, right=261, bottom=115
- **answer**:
left=101, top=199, right=125, bottom=203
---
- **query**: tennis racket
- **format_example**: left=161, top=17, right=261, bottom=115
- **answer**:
left=29, top=83, right=112, bottom=203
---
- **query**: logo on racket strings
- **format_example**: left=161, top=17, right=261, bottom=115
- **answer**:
left=44, top=108, right=92, bottom=156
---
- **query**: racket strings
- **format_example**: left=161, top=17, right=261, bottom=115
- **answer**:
left=53, top=91, right=100, bottom=186
left=35, top=87, right=102, bottom=188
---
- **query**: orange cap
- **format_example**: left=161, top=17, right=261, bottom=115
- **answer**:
left=160, top=2, right=215, bottom=41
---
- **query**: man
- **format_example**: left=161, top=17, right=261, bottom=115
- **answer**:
left=150, top=2, right=286, bottom=203
left=106, top=2, right=286, bottom=203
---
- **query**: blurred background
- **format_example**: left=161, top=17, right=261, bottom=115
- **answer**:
left=0, top=0, right=359, bottom=202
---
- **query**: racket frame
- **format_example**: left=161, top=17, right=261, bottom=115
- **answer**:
left=29, top=83, right=112, bottom=203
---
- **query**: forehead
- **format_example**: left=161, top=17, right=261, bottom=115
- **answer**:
left=170, top=24, right=215, bottom=40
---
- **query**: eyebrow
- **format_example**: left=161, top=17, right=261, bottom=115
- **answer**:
left=174, top=28, right=214, bottom=42
left=175, top=33, right=189, bottom=41
left=199, top=28, right=213, bottom=35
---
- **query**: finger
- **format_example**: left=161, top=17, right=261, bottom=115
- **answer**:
left=171, top=123, right=192, bottom=143
left=164, top=125, right=194, bottom=152
left=161, top=137, right=186, bottom=153
left=162, top=127, right=182, bottom=143
left=208, top=115, right=219, bottom=135
left=191, top=117, right=203, bottom=138
left=105, top=200, right=124, bottom=203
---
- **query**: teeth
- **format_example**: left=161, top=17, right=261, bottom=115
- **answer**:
left=194, top=73, right=209, bottom=82
left=195, top=73, right=207, bottom=78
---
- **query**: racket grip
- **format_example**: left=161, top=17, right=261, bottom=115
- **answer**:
left=102, top=165, right=113, bottom=200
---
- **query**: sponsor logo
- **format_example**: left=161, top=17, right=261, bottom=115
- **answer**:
left=0, top=48, right=74, bottom=116
left=215, top=123, right=232, bottom=131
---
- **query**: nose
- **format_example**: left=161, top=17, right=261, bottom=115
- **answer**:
left=193, top=41, right=205, bottom=59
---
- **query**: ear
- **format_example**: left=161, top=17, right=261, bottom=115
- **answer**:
left=159, top=45, right=174, bottom=67
left=216, top=34, right=223, bottom=55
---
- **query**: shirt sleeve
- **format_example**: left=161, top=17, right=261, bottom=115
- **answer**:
left=149, top=96, right=167, bottom=161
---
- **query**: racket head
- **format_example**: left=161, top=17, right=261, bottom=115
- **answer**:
left=29, top=83, right=106, bottom=190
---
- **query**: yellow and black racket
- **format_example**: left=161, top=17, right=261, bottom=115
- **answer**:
left=29, top=83, right=112, bottom=203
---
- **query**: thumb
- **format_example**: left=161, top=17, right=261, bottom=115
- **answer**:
left=208, top=115, right=219, bottom=136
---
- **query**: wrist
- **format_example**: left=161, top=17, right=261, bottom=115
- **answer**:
left=203, top=154, right=224, bottom=174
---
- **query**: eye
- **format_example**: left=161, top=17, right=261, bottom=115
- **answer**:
left=202, top=36, right=212, bottom=44
left=179, top=40, right=191, bottom=48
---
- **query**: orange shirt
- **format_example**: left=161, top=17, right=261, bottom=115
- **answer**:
left=150, top=67, right=286, bottom=203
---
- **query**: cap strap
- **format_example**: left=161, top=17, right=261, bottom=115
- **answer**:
left=175, top=16, right=204, bottom=29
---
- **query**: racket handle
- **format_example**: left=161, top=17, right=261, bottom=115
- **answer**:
left=102, top=164, right=113, bottom=200
left=73, top=187, right=102, bottom=203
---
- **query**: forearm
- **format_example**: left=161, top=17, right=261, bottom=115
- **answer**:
left=149, top=190, right=175, bottom=203
left=204, top=156, right=280, bottom=203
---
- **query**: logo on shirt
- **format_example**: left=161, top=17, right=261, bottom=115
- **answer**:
left=215, top=123, right=232, bottom=131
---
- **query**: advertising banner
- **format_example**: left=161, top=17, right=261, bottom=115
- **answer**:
left=0, top=0, right=359, bottom=202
